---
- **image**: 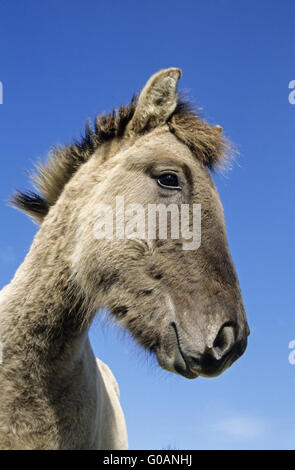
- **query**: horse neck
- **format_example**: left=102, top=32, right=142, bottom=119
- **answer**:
left=0, top=217, right=95, bottom=383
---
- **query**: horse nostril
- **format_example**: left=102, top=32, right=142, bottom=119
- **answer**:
left=211, top=323, right=236, bottom=360
left=171, top=321, right=240, bottom=378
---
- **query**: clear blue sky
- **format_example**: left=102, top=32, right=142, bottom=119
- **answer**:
left=0, top=0, right=294, bottom=450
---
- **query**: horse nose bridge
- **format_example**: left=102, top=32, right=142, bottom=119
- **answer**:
left=176, top=311, right=232, bottom=350
left=181, top=321, right=236, bottom=355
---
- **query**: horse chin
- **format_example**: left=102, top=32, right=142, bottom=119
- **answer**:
left=155, top=343, right=199, bottom=380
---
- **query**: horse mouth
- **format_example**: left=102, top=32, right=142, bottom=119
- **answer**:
left=170, top=322, right=199, bottom=379
left=154, top=325, right=198, bottom=379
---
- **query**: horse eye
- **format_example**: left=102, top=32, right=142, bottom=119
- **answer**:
left=157, top=173, right=182, bottom=190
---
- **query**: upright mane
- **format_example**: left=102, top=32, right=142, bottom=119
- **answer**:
left=11, top=96, right=228, bottom=223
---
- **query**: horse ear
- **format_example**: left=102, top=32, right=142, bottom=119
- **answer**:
left=129, top=68, right=182, bottom=133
